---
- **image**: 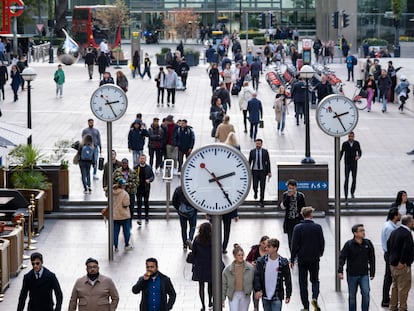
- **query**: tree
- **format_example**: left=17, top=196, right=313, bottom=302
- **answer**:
left=392, top=0, right=403, bottom=56
left=55, top=0, right=68, bottom=37
left=164, top=9, right=200, bottom=41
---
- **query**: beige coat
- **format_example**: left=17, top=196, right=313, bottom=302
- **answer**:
left=215, top=122, right=235, bottom=143
left=68, top=274, right=119, bottom=311
left=273, top=97, right=284, bottom=122
left=113, top=187, right=130, bottom=220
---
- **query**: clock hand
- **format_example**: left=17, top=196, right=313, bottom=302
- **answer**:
left=333, top=111, right=349, bottom=118
left=333, top=112, right=347, bottom=131
left=105, top=100, right=120, bottom=105
left=200, top=163, right=232, bottom=205
left=208, top=172, right=236, bottom=183
left=99, top=95, right=118, bottom=117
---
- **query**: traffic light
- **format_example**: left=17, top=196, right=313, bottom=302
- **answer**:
left=260, top=13, right=266, bottom=28
left=343, top=12, right=350, bottom=28
left=270, top=12, right=276, bottom=28
left=331, top=11, right=339, bottom=29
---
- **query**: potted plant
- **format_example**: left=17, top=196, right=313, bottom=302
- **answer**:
left=156, top=47, right=171, bottom=66
left=50, top=139, right=72, bottom=199
left=183, top=48, right=200, bottom=66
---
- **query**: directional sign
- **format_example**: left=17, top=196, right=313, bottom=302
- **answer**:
left=278, top=181, right=329, bottom=191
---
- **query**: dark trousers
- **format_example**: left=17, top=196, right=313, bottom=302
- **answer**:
left=0, top=84, right=4, bottom=100
left=129, top=193, right=135, bottom=224
left=222, top=217, right=231, bottom=252
left=178, top=150, right=189, bottom=172
left=252, top=74, right=259, bottom=90
left=157, top=87, right=165, bottom=104
left=344, top=163, right=357, bottom=198
left=181, top=73, right=188, bottom=87
left=179, top=213, right=197, bottom=246
left=149, top=147, right=162, bottom=169
left=79, top=161, right=92, bottom=189
left=249, top=122, right=259, bottom=140
left=242, top=110, right=248, bottom=131
left=167, top=88, right=176, bottom=105
left=347, top=67, right=354, bottom=81
left=285, top=218, right=300, bottom=251
left=141, top=66, right=151, bottom=79
left=252, top=170, right=266, bottom=201
left=298, top=259, right=320, bottom=309
left=382, top=252, right=392, bottom=304
left=136, top=188, right=150, bottom=220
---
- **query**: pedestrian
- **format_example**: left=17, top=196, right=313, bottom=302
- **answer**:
left=115, top=70, right=128, bottom=92
left=222, top=244, right=255, bottom=311
left=313, top=38, right=322, bottom=63
left=165, top=65, right=178, bottom=107
left=77, top=134, right=95, bottom=193
left=281, top=178, right=306, bottom=251
left=315, top=74, right=333, bottom=104
left=0, top=62, right=8, bottom=101
left=253, top=238, right=292, bottom=311
left=346, top=53, right=357, bottom=82
left=113, top=158, right=138, bottom=226
left=248, top=139, right=271, bottom=207
left=53, top=64, right=65, bottom=98
left=290, top=206, right=325, bottom=311
left=132, top=257, right=176, bottom=311
left=99, top=71, right=115, bottom=86
left=102, top=149, right=122, bottom=191
left=84, top=48, right=95, bottom=80
left=224, top=132, right=240, bottom=150
left=210, top=96, right=226, bottom=138
left=246, top=92, right=263, bottom=140
left=340, top=131, right=361, bottom=201
left=273, top=85, right=289, bottom=135
left=148, top=117, right=164, bottom=174
left=177, top=57, right=189, bottom=89
left=128, top=119, right=149, bottom=168
left=155, top=67, right=166, bottom=107
left=215, top=115, right=235, bottom=143
left=380, top=208, right=400, bottom=308
left=362, top=74, right=377, bottom=112
left=173, top=119, right=194, bottom=174
left=250, top=57, right=261, bottom=91
left=135, top=154, right=154, bottom=225
left=16, top=55, right=27, bottom=90
left=387, top=214, right=414, bottom=311
left=164, top=115, right=179, bottom=175
left=377, top=69, right=392, bottom=113
left=209, top=63, right=220, bottom=93
left=338, top=224, right=376, bottom=311
left=222, top=209, right=239, bottom=254
left=17, top=252, right=63, bottom=311
left=290, top=75, right=306, bottom=125
left=391, top=190, right=414, bottom=217
left=222, top=62, right=232, bottom=91
left=10, top=64, right=21, bottom=102
left=81, top=118, right=102, bottom=180
left=387, top=61, right=399, bottom=104
left=238, top=81, right=254, bottom=133
left=69, top=257, right=119, bottom=310
left=395, top=75, right=410, bottom=112
left=246, top=235, right=269, bottom=311
left=97, top=51, right=108, bottom=79
left=141, top=52, right=151, bottom=79
left=132, top=50, right=141, bottom=78
left=214, top=81, right=231, bottom=110
left=172, top=185, right=197, bottom=250
left=190, top=222, right=214, bottom=311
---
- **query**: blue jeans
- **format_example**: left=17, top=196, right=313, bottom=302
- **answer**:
left=262, top=299, right=282, bottom=311
left=93, top=147, right=99, bottom=175
left=132, top=149, right=143, bottom=168
left=347, top=274, right=370, bottom=311
left=179, top=213, right=197, bottom=246
left=277, top=109, right=286, bottom=132
left=79, top=161, right=92, bottom=189
left=249, top=122, right=259, bottom=140
left=381, top=92, right=387, bottom=112
left=113, top=219, right=131, bottom=248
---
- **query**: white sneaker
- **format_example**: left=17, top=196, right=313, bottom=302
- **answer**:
left=125, top=245, right=133, bottom=251
left=156, top=168, right=160, bottom=174
left=173, top=169, right=179, bottom=176
left=93, top=175, right=99, bottom=180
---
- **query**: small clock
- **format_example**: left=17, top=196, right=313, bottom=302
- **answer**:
left=90, top=84, right=128, bottom=122
left=181, top=144, right=251, bottom=215
left=316, top=94, right=359, bottom=137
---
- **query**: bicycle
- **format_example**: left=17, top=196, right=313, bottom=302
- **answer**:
left=351, top=84, right=368, bottom=110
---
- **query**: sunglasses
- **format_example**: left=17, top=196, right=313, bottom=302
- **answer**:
left=31, top=261, right=41, bottom=266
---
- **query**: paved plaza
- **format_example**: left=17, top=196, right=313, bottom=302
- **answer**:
left=1, top=42, right=414, bottom=309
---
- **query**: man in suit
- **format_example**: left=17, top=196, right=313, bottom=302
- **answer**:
left=246, top=92, right=263, bottom=140
left=17, top=252, right=63, bottom=311
left=340, top=131, right=362, bottom=201
left=290, top=207, right=325, bottom=311
left=248, top=139, right=271, bottom=207
left=387, top=214, right=414, bottom=311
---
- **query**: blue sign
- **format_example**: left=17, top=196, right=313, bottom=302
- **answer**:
left=278, top=181, right=328, bottom=191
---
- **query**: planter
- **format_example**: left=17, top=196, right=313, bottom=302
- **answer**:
left=59, top=168, right=69, bottom=199
left=156, top=54, right=167, bottom=66
left=0, top=168, right=4, bottom=188
left=43, top=183, right=53, bottom=213
left=184, top=53, right=199, bottom=66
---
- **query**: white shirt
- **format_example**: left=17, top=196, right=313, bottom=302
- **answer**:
left=264, top=257, right=279, bottom=300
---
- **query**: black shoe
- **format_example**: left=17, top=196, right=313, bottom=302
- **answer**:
left=407, top=150, right=414, bottom=155
left=222, top=249, right=228, bottom=254
left=254, top=193, right=257, bottom=200
left=351, top=193, right=355, bottom=199
left=259, top=201, right=264, bottom=208
left=381, top=301, right=389, bottom=308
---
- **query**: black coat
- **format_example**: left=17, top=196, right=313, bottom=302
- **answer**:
left=248, top=148, right=271, bottom=175
left=340, top=140, right=362, bottom=166
left=387, top=226, right=414, bottom=267
left=291, top=219, right=325, bottom=262
left=17, top=267, right=63, bottom=311
left=0, top=65, right=8, bottom=86
left=132, top=271, right=176, bottom=311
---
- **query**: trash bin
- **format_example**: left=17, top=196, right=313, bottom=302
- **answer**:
left=394, top=46, right=401, bottom=58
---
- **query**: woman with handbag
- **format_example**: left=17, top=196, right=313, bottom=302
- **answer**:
left=112, top=178, right=132, bottom=252
left=273, top=86, right=290, bottom=135
left=363, top=74, right=377, bottom=112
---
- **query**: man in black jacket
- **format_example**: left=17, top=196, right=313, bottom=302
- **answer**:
left=338, top=224, right=375, bottom=311
left=248, top=139, right=271, bottom=207
left=340, top=131, right=362, bottom=201
left=132, top=257, right=176, bottom=311
left=387, top=214, right=414, bottom=311
left=290, top=206, right=325, bottom=311
left=17, top=252, right=63, bottom=311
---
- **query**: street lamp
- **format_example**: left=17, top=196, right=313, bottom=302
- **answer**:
left=300, top=65, right=315, bottom=164
left=21, top=67, right=37, bottom=145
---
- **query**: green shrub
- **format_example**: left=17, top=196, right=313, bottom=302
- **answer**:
left=253, top=37, right=267, bottom=45
left=160, top=47, right=171, bottom=54
left=364, top=38, right=389, bottom=46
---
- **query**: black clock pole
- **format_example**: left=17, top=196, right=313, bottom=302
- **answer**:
left=107, top=121, right=114, bottom=261
left=211, top=215, right=222, bottom=311
left=334, top=136, right=341, bottom=291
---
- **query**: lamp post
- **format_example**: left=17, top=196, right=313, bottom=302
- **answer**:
left=21, top=68, right=37, bottom=145
left=300, top=65, right=315, bottom=164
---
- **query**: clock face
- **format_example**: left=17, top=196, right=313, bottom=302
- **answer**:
left=316, top=94, right=359, bottom=137
left=90, top=84, right=128, bottom=122
left=181, top=144, right=251, bottom=215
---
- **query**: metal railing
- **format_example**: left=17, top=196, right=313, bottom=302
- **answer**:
left=31, top=43, right=51, bottom=63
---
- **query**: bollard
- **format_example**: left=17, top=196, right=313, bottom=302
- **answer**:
left=24, top=198, right=36, bottom=250
left=162, top=159, right=174, bottom=220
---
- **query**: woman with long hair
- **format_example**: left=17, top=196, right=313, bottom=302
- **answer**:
left=273, top=86, right=290, bottom=135
left=116, top=70, right=128, bottom=92
left=363, top=74, right=377, bottom=112
left=391, top=190, right=414, bottom=216
left=77, top=134, right=95, bottom=193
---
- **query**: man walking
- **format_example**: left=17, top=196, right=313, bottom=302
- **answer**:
left=340, top=131, right=362, bottom=201
left=81, top=118, right=102, bottom=180
left=380, top=207, right=400, bottom=307
left=290, top=206, right=325, bottom=311
left=135, top=154, right=154, bottom=225
left=247, top=92, right=263, bottom=140
left=387, top=214, right=414, bottom=311
left=253, top=238, right=292, bottom=311
left=248, top=139, right=271, bottom=207
left=17, top=252, right=63, bottom=311
left=173, top=119, right=195, bottom=174
left=128, top=119, right=149, bottom=168
left=132, top=257, right=176, bottom=311
left=338, top=224, right=376, bottom=311
left=84, top=48, right=95, bottom=80
left=69, top=257, right=119, bottom=310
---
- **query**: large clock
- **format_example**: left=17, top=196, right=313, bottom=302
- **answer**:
left=181, top=144, right=251, bottom=215
left=90, top=84, right=128, bottom=122
left=316, top=94, right=359, bottom=137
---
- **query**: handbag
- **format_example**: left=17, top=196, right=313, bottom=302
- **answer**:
left=73, top=154, right=79, bottom=165
left=186, top=252, right=194, bottom=264
left=359, top=89, right=368, bottom=98
left=98, top=157, right=104, bottom=171
left=101, top=206, right=109, bottom=219
left=259, top=120, right=264, bottom=128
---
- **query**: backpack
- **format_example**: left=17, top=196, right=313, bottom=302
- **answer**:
left=80, top=144, right=93, bottom=161
left=178, top=203, right=196, bottom=219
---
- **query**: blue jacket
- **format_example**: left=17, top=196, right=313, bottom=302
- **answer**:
left=247, top=98, right=263, bottom=123
left=128, top=128, right=149, bottom=151
left=291, top=219, right=325, bottom=263
left=173, top=126, right=195, bottom=153
left=206, top=47, right=217, bottom=63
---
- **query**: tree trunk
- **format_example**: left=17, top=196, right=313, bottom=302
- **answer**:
left=55, top=0, right=68, bottom=37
